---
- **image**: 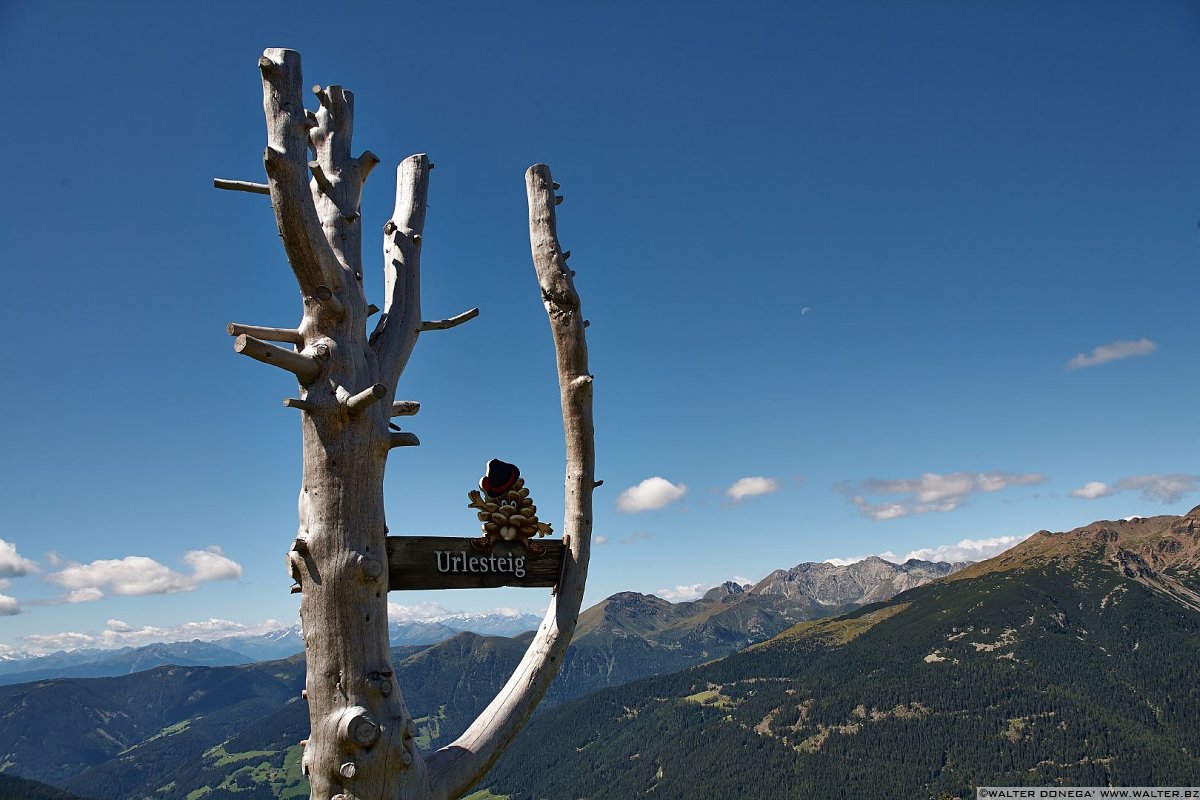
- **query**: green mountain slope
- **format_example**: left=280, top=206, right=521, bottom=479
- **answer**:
left=0, top=773, right=91, bottom=800
left=482, top=508, right=1200, bottom=799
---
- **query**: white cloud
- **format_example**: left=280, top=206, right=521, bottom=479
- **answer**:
left=1120, top=475, right=1198, bottom=503
left=1071, top=474, right=1199, bottom=504
left=656, top=583, right=707, bottom=602
left=1065, top=338, right=1157, bottom=370
left=1070, top=481, right=1114, bottom=500
left=725, top=476, right=779, bottom=502
left=901, top=535, right=1030, bottom=563
left=47, top=546, right=242, bottom=602
left=16, top=616, right=290, bottom=656
left=617, top=477, right=687, bottom=513
left=654, top=574, right=758, bottom=602
left=594, top=536, right=608, bottom=545
left=0, top=593, right=20, bottom=615
left=842, top=471, right=1045, bottom=520
left=826, top=534, right=1030, bottom=567
left=823, top=555, right=878, bottom=566
left=0, top=539, right=38, bottom=578
left=66, top=587, right=104, bottom=603
left=386, top=601, right=452, bottom=622
left=801, top=307, right=811, bottom=315
left=620, top=530, right=653, bottom=545
left=183, top=547, right=243, bottom=582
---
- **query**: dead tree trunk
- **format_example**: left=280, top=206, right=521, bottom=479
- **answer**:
left=218, top=48, right=593, bottom=800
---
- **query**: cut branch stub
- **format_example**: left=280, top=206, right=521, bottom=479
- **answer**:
left=388, top=432, right=420, bottom=449
left=312, top=285, right=346, bottom=320
left=343, top=384, right=386, bottom=416
left=234, top=334, right=321, bottom=383
left=214, top=178, right=271, bottom=195
left=337, top=707, right=381, bottom=748
left=228, top=322, right=303, bottom=344
left=390, top=401, right=420, bottom=417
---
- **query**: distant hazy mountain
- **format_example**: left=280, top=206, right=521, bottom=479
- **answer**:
left=0, top=610, right=544, bottom=684
left=224, top=610, right=542, bottom=660
left=484, top=507, right=1200, bottom=799
left=0, top=640, right=255, bottom=686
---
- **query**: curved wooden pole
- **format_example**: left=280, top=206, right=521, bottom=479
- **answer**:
left=425, top=164, right=595, bottom=800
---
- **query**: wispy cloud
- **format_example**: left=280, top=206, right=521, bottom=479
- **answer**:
left=617, top=477, right=687, bottom=513
left=46, top=546, right=242, bottom=602
left=1069, top=481, right=1114, bottom=500
left=384, top=602, right=534, bottom=624
left=0, top=593, right=20, bottom=616
left=725, top=476, right=779, bottom=502
left=825, top=534, right=1030, bottom=566
left=840, top=471, right=1045, bottom=520
left=1070, top=474, right=1199, bottom=504
left=1065, top=338, right=1157, bottom=371
left=655, top=575, right=756, bottom=602
left=386, top=601, right=452, bottom=622
left=0, top=539, right=38, bottom=578
left=16, top=616, right=290, bottom=656
left=656, top=583, right=707, bottom=601
left=594, top=536, right=609, bottom=545
left=620, top=530, right=654, bottom=545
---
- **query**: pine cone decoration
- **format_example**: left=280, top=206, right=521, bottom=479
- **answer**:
left=467, top=460, right=553, bottom=555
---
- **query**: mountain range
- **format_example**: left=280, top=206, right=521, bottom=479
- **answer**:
left=3, top=507, right=1194, bottom=799
left=0, top=610, right=544, bottom=686
left=483, top=507, right=1200, bottom=798
left=0, top=555, right=960, bottom=799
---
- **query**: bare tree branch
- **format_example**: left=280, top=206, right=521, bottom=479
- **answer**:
left=420, top=307, right=480, bottom=331
left=387, top=432, right=421, bottom=448
left=258, top=49, right=345, bottom=296
left=213, top=178, right=270, bottom=195
left=233, top=334, right=322, bottom=383
left=390, top=401, right=420, bottom=417
left=371, top=154, right=429, bottom=391
left=309, top=83, right=368, bottom=294
left=339, top=383, right=387, bottom=416
left=283, top=397, right=317, bottom=412
left=227, top=322, right=303, bottom=344
left=426, top=164, right=594, bottom=800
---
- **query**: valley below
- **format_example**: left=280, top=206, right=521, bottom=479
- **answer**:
left=2, top=510, right=1198, bottom=800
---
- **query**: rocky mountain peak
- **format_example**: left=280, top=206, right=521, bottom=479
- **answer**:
left=703, top=581, right=749, bottom=600
left=949, top=510, right=1200, bottom=613
left=748, top=557, right=965, bottom=607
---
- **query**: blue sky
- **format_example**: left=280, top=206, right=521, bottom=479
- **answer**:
left=2, top=1, right=1198, bottom=654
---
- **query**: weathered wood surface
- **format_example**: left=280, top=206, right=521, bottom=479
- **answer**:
left=221, top=47, right=591, bottom=800
left=385, top=537, right=564, bottom=590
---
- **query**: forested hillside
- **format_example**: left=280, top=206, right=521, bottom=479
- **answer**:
left=482, top=509, right=1200, bottom=799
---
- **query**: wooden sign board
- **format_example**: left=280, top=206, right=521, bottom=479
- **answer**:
left=386, top=536, right=565, bottom=591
